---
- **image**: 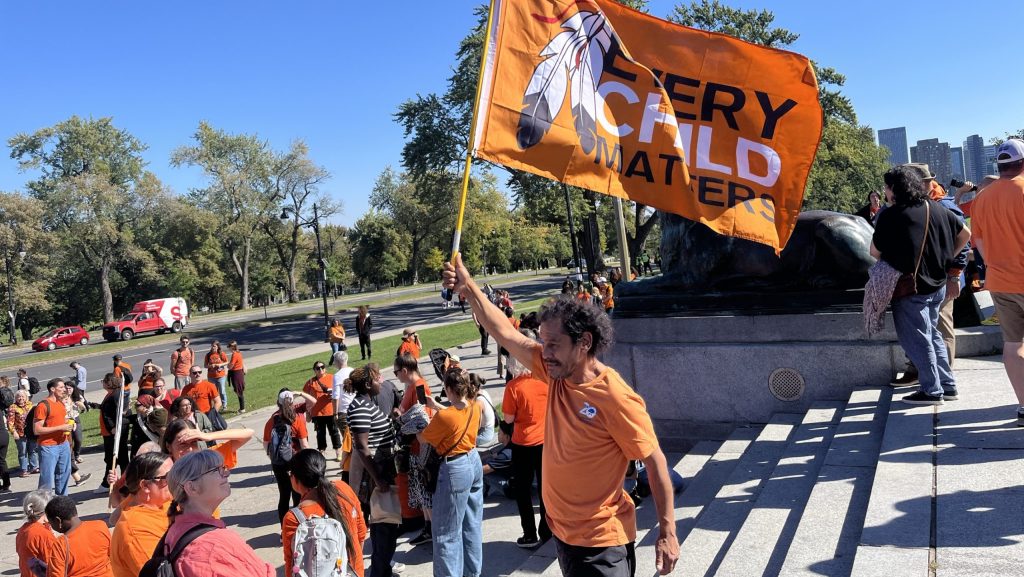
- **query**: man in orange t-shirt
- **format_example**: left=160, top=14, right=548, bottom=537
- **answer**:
left=181, top=366, right=221, bottom=414
left=971, top=138, right=1024, bottom=424
left=444, top=254, right=679, bottom=576
left=44, top=495, right=115, bottom=577
left=397, top=328, right=422, bottom=360
left=304, top=361, right=342, bottom=458
left=34, top=378, right=74, bottom=496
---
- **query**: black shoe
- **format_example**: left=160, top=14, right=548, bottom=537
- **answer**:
left=0, top=487, right=12, bottom=494
left=900, top=391, right=944, bottom=406
left=517, top=536, right=541, bottom=549
left=943, top=390, right=959, bottom=401
left=481, top=350, right=492, bottom=355
left=1017, top=408, right=1024, bottom=427
left=408, top=530, right=432, bottom=546
left=892, top=372, right=920, bottom=386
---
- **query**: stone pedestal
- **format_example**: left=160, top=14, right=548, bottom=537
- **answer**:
left=606, top=309, right=901, bottom=448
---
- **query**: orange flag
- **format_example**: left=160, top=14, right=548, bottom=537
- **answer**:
left=473, top=0, right=823, bottom=252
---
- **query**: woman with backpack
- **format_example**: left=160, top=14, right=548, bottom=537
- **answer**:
left=162, top=449, right=274, bottom=577
left=283, top=449, right=366, bottom=577
left=110, top=452, right=173, bottom=577
left=263, top=389, right=310, bottom=522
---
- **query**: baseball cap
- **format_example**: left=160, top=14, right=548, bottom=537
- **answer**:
left=278, top=390, right=294, bottom=403
left=996, top=139, right=1024, bottom=164
left=113, top=354, right=122, bottom=361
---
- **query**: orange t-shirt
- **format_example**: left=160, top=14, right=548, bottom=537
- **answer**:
left=397, top=340, right=421, bottom=360
left=45, top=520, right=114, bottom=577
left=532, top=348, right=658, bottom=548
left=502, top=373, right=549, bottom=447
left=282, top=480, right=367, bottom=577
left=137, top=373, right=157, bottom=391
left=212, top=441, right=239, bottom=470
left=971, top=176, right=1024, bottom=293
left=263, top=412, right=309, bottom=453
left=17, top=520, right=56, bottom=577
left=34, top=398, right=68, bottom=447
left=421, top=403, right=480, bottom=456
left=329, top=325, right=347, bottom=343
left=115, top=362, right=133, bottom=392
left=228, top=351, right=244, bottom=372
left=205, top=351, right=228, bottom=380
left=303, top=375, right=335, bottom=418
left=181, top=380, right=219, bottom=414
left=399, top=377, right=435, bottom=418
left=111, top=503, right=170, bottom=577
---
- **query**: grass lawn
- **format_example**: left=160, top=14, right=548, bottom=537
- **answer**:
left=5, top=296, right=551, bottom=469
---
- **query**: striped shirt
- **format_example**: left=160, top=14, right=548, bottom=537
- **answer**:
left=347, top=395, right=394, bottom=450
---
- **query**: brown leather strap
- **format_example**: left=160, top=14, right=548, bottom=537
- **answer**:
left=910, top=201, right=931, bottom=290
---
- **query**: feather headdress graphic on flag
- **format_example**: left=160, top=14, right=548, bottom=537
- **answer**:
left=473, top=0, right=823, bottom=253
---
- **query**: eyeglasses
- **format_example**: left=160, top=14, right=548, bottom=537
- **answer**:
left=197, top=465, right=230, bottom=479
left=144, top=475, right=168, bottom=485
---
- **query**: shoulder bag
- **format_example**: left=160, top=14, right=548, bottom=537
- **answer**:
left=892, top=200, right=931, bottom=300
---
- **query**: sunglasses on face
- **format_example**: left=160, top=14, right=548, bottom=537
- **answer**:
left=196, top=464, right=230, bottom=480
left=314, top=365, right=326, bottom=370
left=144, top=475, right=168, bottom=485
left=190, top=371, right=202, bottom=375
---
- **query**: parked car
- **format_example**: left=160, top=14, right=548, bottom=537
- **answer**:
left=102, top=297, right=189, bottom=342
left=32, top=326, right=90, bottom=351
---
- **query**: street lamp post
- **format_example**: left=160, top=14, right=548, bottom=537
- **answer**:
left=281, top=203, right=330, bottom=343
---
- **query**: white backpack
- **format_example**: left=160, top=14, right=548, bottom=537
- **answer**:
left=290, top=508, right=348, bottom=577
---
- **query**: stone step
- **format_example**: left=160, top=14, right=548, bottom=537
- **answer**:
left=850, top=390, right=935, bottom=576
left=780, top=386, right=893, bottom=576
left=673, top=413, right=804, bottom=577
left=714, top=402, right=845, bottom=576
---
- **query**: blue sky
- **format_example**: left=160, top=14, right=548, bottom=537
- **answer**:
left=1, top=1, right=1021, bottom=227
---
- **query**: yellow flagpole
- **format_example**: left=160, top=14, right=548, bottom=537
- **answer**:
left=451, top=0, right=498, bottom=262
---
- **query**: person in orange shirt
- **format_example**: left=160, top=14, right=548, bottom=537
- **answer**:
left=501, top=333, right=551, bottom=549
left=263, top=390, right=310, bottom=522
left=181, top=366, right=222, bottom=415
left=34, top=378, right=74, bottom=496
left=44, top=495, right=114, bottom=577
left=303, top=361, right=341, bottom=460
left=328, top=318, right=347, bottom=364
left=283, top=449, right=367, bottom=577
left=111, top=452, right=173, bottom=577
left=397, top=328, right=422, bottom=360
left=971, top=138, right=1024, bottom=425
left=17, top=489, right=56, bottom=577
left=226, top=341, right=247, bottom=413
left=161, top=418, right=253, bottom=468
left=204, top=341, right=230, bottom=411
left=444, top=253, right=680, bottom=576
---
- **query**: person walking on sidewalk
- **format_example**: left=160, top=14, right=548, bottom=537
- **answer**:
left=33, top=378, right=74, bottom=496
left=226, top=341, right=247, bottom=413
left=356, top=306, right=373, bottom=360
left=970, top=138, right=1024, bottom=425
left=171, top=336, right=195, bottom=390
left=304, top=361, right=342, bottom=460
left=502, top=340, right=551, bottom=548
left=872, top=164, right=971, bottom=405
left=329, top=318, right=348, bottom=364
left=444, top=254, right=681, bottom=577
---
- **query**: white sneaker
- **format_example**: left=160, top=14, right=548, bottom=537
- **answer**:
left=391, top=562, right=406, bottom=574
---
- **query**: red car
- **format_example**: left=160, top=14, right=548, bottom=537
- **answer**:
left=32, top=326, right=90, bottom=351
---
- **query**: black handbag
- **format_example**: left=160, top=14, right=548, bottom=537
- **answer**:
left=423, top=405, right=476, bottom=494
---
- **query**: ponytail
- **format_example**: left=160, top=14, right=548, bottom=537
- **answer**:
left=317, top=478, right=355, bottom=560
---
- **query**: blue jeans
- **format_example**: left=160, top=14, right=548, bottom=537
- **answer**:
left=16, top=437, right=38, bottom=471
left=432, top=449, right=483, bottom=577
left=38, top=442, right=72, bottom=496
left=214, top=376, right=228, bottom=409
left=892, top=285, right=956, bottom=397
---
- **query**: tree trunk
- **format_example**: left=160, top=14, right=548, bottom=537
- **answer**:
left=628, top=206, right=660, bottom=259
left=100, top=259, right=114, bottom=323
left=580, top=191, right=602, bottom=275
left=230, top=241, right=252, bottom=310
left=410, top=236, right=421, bottom=285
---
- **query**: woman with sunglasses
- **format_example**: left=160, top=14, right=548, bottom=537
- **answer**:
left=110, top=452, right=173, bottom=577
left=164, top=449, right=274, bottom=577
left=303, top=361, right=342, bottom=461
left=161, top=418, right=253, bottom=468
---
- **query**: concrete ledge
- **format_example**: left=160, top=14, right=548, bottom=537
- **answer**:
left=954, top=325, right=1003, bottom=358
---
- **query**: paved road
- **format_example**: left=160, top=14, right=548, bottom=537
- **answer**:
left=4, top=272, right=563, bottom=398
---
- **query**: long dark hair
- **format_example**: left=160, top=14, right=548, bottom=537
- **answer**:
left=161, top=418, right=197, bottom=455
left=883, top=165, right=928, bottom=206
left=277, top=388, right=296, bottom=425
left=290, top=449, right=355, bottom=561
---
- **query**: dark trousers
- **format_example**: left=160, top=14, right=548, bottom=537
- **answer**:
left=478, top=325, right=490, bottom=353
left=102, top=434, right=129, bottom=481
left=369, top=522, right=400, bottom=577
left=555, top=538, right=636, bottom=577
left=312, top=415, right=342, bottom=451
left=71, top=416, right=83, bottom=459
left=359, top=335, right=372, bottom=359
left=512, top=443, right=549, bottom=540
left=0, top=427, right=10, bottom=489
left=272, top=463, right=301, bottom=522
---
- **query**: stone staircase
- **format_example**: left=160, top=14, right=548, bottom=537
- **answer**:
left=504, top=385, right=903, bottom=576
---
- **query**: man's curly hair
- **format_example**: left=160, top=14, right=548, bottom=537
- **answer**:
left=538, top=295, right=614, bottom=356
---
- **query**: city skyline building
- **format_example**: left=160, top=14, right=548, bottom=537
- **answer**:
left=910, top=138, right=953, bottom=185
left=950, top=146, right=965, bottom=182
left=963, top=134, right=986, bottom=184
left=877, top=127, right=909, bottom=165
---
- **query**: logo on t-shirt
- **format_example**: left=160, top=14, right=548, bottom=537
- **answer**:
left=579, top=402, right=598, bottom=420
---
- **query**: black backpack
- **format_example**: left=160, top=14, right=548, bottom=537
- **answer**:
left=27, top=377, right=40, bottom=396
left=0, top=386, right=14, bottom=411
left=25, top=401, right=50, bottom=444
left=120, top=366, right=133, bottom=386
left=267, top=415, right=294, bottom=466
left=139, top=524, right=217, bottom=577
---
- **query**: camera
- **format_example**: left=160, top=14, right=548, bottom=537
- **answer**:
left=950, top=178, right=977, bottom=192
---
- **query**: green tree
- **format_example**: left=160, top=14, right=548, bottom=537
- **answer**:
left=320, top=224, right=355, bottom=295
left=421, top=247, right=446, bottom=279
left=171, top=121, right=281, bottom=310
left=0, top=192, right=56, bottom=339
left=349, top=212, right=407, bottom=289
left=8, top=116, right=161, bottom=322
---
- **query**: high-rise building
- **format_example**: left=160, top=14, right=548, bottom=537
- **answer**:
left=878, top=127, right=909, bottom=165
left=910, top=138, right=953, bottom=185
left=950, top=147, right=965, bottom=182
left=963, top=134, right=986, bottom=183
left=983, top=145, right=998, bottom=177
